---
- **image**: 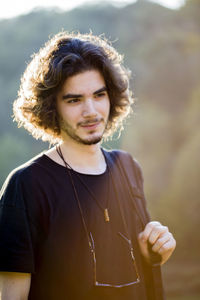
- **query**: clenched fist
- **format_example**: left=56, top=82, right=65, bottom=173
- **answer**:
left=138, top=221, right=176, bottom=265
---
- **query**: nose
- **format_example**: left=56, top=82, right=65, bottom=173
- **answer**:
left=82, top=99, right=97, bottom=118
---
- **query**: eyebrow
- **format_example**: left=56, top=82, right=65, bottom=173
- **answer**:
left=62, top=86, right=107, bottom=100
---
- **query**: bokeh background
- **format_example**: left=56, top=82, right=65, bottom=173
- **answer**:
left=0, top=0, right=199, bottom=299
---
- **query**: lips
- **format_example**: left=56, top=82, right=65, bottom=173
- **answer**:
left=79, top=119, right=103, bottom=130
left=80, top=121, right=101, bottom=130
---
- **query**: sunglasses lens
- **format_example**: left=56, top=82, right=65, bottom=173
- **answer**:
left=91, top=232, right=140, bottom=287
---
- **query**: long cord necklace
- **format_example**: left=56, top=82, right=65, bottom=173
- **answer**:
left=56, top=145, right=110, bottom=222
left=56, top=145, right=140, bottom=285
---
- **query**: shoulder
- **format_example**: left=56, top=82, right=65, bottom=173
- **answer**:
left=3, top=152, right=46, bottom=181
left=103, top=148, right=130, bottom=160
left=0, top=153, right=47, bottom=201
left=102, top=148, right=143, bottom=174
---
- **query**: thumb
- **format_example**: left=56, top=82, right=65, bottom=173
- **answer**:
left=138, top=231, right=146, bottom=243
left=138, top=231, right=149, bottom=257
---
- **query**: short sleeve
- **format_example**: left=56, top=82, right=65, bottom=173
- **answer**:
left=0, top=170, right=36, bottom=273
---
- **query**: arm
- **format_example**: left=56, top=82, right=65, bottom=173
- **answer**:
left=0, top=272, right=31, bottom=300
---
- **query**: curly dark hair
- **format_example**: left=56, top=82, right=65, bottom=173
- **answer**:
left=13, top=31, right=133, bottom=144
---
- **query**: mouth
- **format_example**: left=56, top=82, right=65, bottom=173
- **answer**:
left=79, top=119, right=103, bottom=130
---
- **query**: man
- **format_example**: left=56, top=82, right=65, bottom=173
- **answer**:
left=0, top=31, right=176, bottom=300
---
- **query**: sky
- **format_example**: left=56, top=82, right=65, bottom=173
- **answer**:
left=0, top=0, right=185, bottom=20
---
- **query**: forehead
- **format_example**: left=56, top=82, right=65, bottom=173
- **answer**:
left=60, top=70, right=106, bottom=95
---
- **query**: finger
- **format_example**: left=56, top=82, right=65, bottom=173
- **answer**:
left=158, top=237, right=176, bottom=255
left=140, top=221, right=161, bottom=242
left=148, top=225, right=169, bottom=245
left=151, top=232, right=172, bottom=252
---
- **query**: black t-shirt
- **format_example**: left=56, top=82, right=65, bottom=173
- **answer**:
left=0, top=149, right=151, bottom=299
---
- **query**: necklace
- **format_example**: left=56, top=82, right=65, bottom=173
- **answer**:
left=56, top=145, right=140, bottom=285
left=56, top=145, right=110, bottom=222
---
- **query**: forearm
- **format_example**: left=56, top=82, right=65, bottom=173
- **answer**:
left=1, top=289, right=29, bottom=300
left=0, top=272, right=31, bottom=300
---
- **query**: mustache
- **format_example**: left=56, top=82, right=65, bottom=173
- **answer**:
left=78, top=118, right=103, bottom=126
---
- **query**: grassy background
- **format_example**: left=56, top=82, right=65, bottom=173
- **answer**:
left=169, top=296, right=200, bottom=300
left=163, top=258, right=200, bottom=300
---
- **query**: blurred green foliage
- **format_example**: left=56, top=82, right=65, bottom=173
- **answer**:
left=0, top=0, right=199, bottom=298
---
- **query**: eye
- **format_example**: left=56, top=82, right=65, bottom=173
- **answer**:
left=96, top=92, right=106, bottom=98
left=67, top=98, right=80, bottom=104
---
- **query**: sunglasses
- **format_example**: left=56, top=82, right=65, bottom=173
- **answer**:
left=89, top=231, right=140, bottom=288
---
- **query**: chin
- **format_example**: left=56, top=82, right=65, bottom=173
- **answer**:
left=80, top=136, right=102, bottom=145
left=62, top=126, right=105, bottom=146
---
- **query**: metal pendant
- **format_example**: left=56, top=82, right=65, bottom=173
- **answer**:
left=104, top=208, right=110, bottom=222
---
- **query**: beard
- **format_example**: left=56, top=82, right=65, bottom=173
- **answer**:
left=59, top=117, right=106, bottom=145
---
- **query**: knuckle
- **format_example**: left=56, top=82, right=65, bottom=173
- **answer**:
left=143, top=233, right=148, bottom=240
left=168, top=232, right=173, bottom=238
left=146, top=223, right=153, bottom=230
left=156, top=239, right=163, bottom=248
left=160, top=225, right=168, bottom=233
left=164, top=226, right=169, bottom=231
left=153, top=221, right=161, bottom=226
left=161, top=243, right=169, bottom=252
left=168, top=232, right=175, bottom=242
left=149, top=236, right=155, bottom=244
left=172, top=238, right=177, bottom=248
left=155, top=226, right=164, bottom=235
left=148, top=221, right=160, bottom=228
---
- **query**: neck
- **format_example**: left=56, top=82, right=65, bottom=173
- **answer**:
left=58, top=140, right=106, bottom=174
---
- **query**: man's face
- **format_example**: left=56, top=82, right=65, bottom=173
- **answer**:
left=56, top=69, right=110, bottom=145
